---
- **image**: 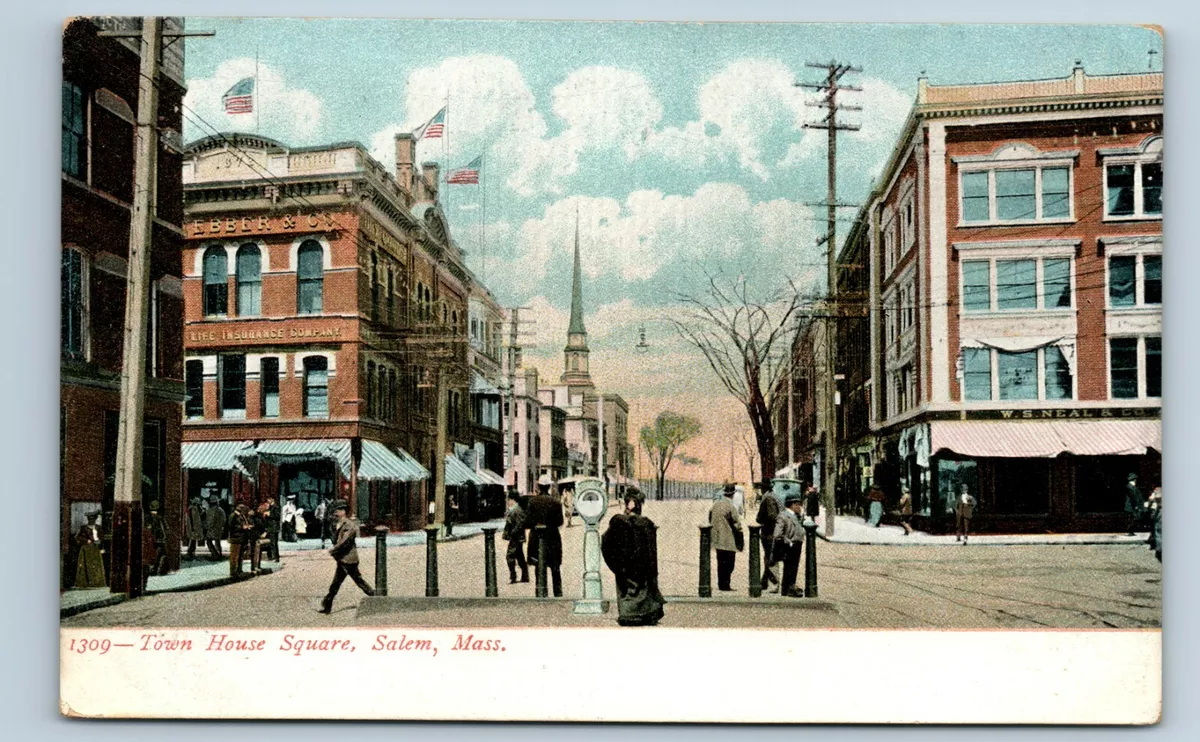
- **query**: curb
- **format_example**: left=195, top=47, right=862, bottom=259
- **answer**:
left=816, top=533, right=1150, bottom=547
left=357, top=594, right=836, bottom=616
left=59, top=593, right=128, bottom=619
left=60, top=565, right=282, bottom=619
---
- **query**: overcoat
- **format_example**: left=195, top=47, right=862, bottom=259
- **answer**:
left=204, top=505, right=225, bottom=541
left=525, top=494, right=564, bottom=567
left=602, top=512, right=666, bottom=625
left=185, top=506, right=204, bottom=542
left=709, top=496, right=743, bottom=552
left=328, top=518, right=361, bottom=565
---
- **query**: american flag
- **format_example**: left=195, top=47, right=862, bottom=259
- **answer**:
left=416, top=107, right=446, bottom=139
left=446, top=156, right=482, bottom=185
left=222, top=77, right=254, bottom=115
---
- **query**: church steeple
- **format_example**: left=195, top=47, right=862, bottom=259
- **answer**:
left=562, top=207, right=593, bottom=388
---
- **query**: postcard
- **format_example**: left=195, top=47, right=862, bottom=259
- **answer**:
left=59, top=15, right=1162, bottom=722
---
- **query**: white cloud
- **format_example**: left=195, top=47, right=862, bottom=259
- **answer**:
left=184, top=58, right=323, bottom=145
left=778, top=76, right=914, bottom=173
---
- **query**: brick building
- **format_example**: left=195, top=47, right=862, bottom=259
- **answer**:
left=61, top=17, right=188, bottom=587
left=825, top=65, right=1162, bottom=532
left=180, top=132, right=498, bottom=533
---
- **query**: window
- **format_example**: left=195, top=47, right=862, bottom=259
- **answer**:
left=203, top=246, right=228, bottom=316
left=1106, top=161, right=1162, bottom=219
left=370, top=253, right=380, bottom=321
left=62, top=82, right=85, bottom=178
left=961, top=345, right=1075, bottom=402
left=997, top=350, right=1037, bottom=401
left=513, top=432, right=520, bottom=457
left=1110, top=336, right=1161, bottom=400
left=388, top=369, right=397, bottom=421
left=367, top=361, right=377, bottom=418
left=387, top=268, right=395, bottom=326
left=297, top=240, right=323, bottom=314
left=960, top=256, right=1072, bottom=312
left=960, top=165, right=1073, bottom=223
left=261, top=357, right=280, bottom=417
left=61, top=248, right=85, bottom=360
left=219, top=354, right=246, bottom=418
left=235, top=244, right=261, bottom=316
left=1108, top=254, right=1162, bottom=308
left=185, top=360, right=204, bottom=418
left=304, top=356, right=329, bottom=417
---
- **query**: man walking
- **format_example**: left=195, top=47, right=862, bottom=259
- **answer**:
left=755, top=481, right=782, bottom=592
left=773, top=491, right=806, bottom=597
left=955, top=484, right=977, bottom=544
left=184, top=498, right=203, bottom=561
left=204, top=497, right=225, bottom=560
left=502, top=492, right=529, bottom=584
left=319, top=500, right=374, bottom=614
left=1125, top=472, right=1143, bottom=536
left=709, top=481, right=744, bottom=592
left=526, top=476, right=565, bottom=597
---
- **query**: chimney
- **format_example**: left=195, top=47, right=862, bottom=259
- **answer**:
left=421, top=160, right=440, bottom=203
left=1072, top=60, right=1085, bottom=93
left=394, top=132, right=415, bottom=194
left=917, top=74, right=928, bottom=105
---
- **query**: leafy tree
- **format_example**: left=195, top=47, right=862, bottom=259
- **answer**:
left=640, top=411, right=703, bottom=500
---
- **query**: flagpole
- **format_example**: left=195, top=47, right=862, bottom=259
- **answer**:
left=254, top=49, right=259, bottom=134
left=444, top=92, right=451, bottom=216
left=481, top=156, right=487, bottom=284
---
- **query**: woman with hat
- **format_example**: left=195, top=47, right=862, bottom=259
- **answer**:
left=74, top=512, right=107, bottom=588
left=601, top=487, right=666, bottom=626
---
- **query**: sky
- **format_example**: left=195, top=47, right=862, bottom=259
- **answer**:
left=181, top=18, right=1162, bottom=483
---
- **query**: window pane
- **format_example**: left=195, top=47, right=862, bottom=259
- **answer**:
left=961, top=172, right=990, bottom=222
left=61, top=249, right=83, bottom=359
left=236, top=245, right=261, bottom=316
left=304, top=357, right=329, bottom=418
left=963, top=347, right=992, bottom=401
left=1143, top=255, right=1162, bottom=305
left=1108, top=256, right=1136, bottom=307
left=297, top=242, right=322, bottom=278
left=261, top=357, right=279, bottom=417
left=220, top=354, right=246, bottom=414
left=1041, top=167, right=1070, bottom=218
left=1042, top=258, right=1071, bottom=309
left=62, top=82, right=84, bottom=177
left=1044, top=346, right=1073, bottom=400
left=995, top=169, right=1036, bottom=221
left=203, top=248, right=228, bottom=315
left=1106, top=164, right=1135, bottom=216
left=1145, top=337, right=1161, bottom=398
left=1141, top=162, right=1162, bottom=215
left=962, top=260, right=990, bottom=312
left=998, top=350, right=1038, bottom=400
left=996, top=259, right=1037, bottom=309
left=1109, top=338, right=1139, bottom=399
left=185, top=360, right=204, bottom=417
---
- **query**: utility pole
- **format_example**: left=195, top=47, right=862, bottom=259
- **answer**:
left=597, top=392, right=605, bottom=493
left=433, top=366, right=448, bottom=533
left=505, top=308, right=520, bottom=492
left=799, top=60, right=861, bottom=538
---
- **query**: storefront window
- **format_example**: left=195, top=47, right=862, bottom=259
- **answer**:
left=936, top=459, right=977, bottom=518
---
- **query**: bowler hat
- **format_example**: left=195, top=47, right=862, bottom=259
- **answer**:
left=329, top=499, right=349, bottom=512
left=1128, top=472, right=1138, bottom=481
left=723, top=480, right=736, bottom=495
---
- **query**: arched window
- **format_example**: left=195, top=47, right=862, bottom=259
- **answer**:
left=370, top=253, right=379, bottom=321
left=387, top=268, right=395, bottom=326
left=297, top=240, right=324, bottom=314
left=203, top=246, right=228, bottom=316
left=303, top=356, right=329, bottom=418
left=235, top=243, right=261, bottom=316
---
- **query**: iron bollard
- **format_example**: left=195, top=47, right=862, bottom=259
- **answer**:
left=748, top=525, right=762, bottom=598
left=698, top=524, right=713, bottom=598
left=374, top=526, right=389, bottom=597
left=534, top=525, right=548, bottom=598
left=803, top=520, right=818, bottom=598
left=424, top=526, right=439, bottom=597
left=482, top=527, right=498, bottom=598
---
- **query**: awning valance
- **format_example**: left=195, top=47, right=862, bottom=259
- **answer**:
left=253, top=439, right=353, bottom=478
left=444, top=455, right=485, bottom=486
left=182, top=441, right=255, bottom=471
left=359, top=441, right=429, bottom=482
left=930, top=420, right=1161, bottom=459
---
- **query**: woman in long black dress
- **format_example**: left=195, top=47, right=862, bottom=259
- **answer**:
left=601, top=488, right=665, bottom=626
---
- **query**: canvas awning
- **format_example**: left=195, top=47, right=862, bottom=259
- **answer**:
left=182, top=440, right=254, bottom=470
left=444, top=455, right=486, bottom=486
left=358, top=441, right=429, bottom=482
left=253, top=439, right=353, bottom=478
left=929, top=420, right=1161, bottom=459
left=477, top=468, right=507, bottom=487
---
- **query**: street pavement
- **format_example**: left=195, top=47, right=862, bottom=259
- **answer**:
left=61, top=500, right=1161, bottom=630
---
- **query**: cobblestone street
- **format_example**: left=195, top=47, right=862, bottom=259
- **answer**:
left=62, top=501, right=1161, bottom=629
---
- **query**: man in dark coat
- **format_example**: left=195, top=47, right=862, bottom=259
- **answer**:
left=263, top=496, right=280, bottom=561
left=602, top=488, right=665, bottom=626
left=146, top=501, right=168, bottom=576
left=526, top=477, right=565, bottom=597
left=755, top=482, right=781, bottom=592
left=227, top=503, right=253, bottom=577
left=1125, top=472, right=1143, bottom=535
left=502, top=492, right=529, bottom=584
left=319, top=500, right=374, bottom=613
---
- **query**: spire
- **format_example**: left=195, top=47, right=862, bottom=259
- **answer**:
left=568, top=207, right=587, bottom=336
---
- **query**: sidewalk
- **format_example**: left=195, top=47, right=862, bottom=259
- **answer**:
left=60, top=557, right=283, bottom=619
left=817, top=512, right=1148, bottom=546
left=276, top=517, right=506, bottom=552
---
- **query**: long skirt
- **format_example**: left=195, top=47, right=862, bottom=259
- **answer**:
left=867, top=501, right=884, bottom=527
left=75, top=544, right=107, bottom=588
left=615, top=575, right=666, bottom=626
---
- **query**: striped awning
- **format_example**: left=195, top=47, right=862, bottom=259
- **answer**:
left=444, top=455, right=486, bottom=486
left=930, top=420, right=1161, bottom=459
left=358, top=441, right=429, bottom=482
left=254, top=439, right=353, bottom=478
left=477, top=468, right=507, bottom=487
left=182, top=441, right=255, bottom=471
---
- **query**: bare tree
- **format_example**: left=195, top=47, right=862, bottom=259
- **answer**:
left=670, top=273, right=812, bottom=486
left=639, top=411, right=703, bottom=500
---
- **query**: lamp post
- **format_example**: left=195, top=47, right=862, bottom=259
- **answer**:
left=572, top=477, right=608, bottom=614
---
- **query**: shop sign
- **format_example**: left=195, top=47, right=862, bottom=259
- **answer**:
left=186, top=212, right=341, bottom=238
left=187, top=325, right=345, bottom=344
left=966, top=407, right=1160, bottom=421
